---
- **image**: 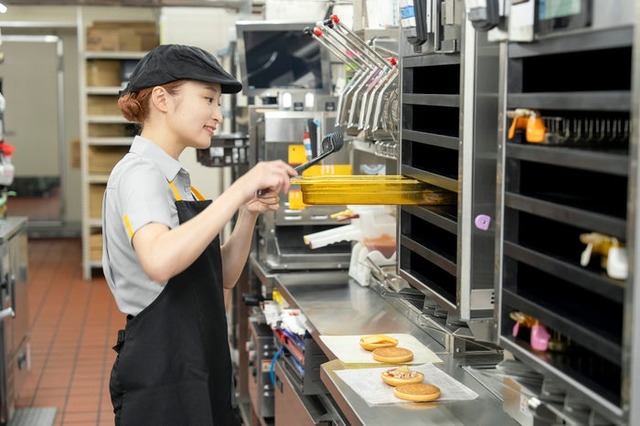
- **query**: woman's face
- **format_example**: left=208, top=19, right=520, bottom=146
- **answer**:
left=167, top=80, right=223, bottom=149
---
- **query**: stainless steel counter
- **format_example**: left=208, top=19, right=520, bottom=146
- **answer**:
left=274, top=270, right=518, bottom=426
left=0, top=217, right=27, bottom=242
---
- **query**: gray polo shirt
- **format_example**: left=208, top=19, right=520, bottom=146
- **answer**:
left=102, top=135, right=196, bottom=316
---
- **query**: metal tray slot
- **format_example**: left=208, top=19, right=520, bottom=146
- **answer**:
left=404, top=62, right=461, bottom=95
left=399, top=245, right=456, bottom=306
left=402, top=104, right=460, bottom=137
left=503, top=241, right=624, bottom=304
left=505, top=143, right=628, bottom=175
left=504, top=194, right=626, bottom=238
left=402, top=140, right=459, bottom=180
left=501, top=272, right=622, bottom=363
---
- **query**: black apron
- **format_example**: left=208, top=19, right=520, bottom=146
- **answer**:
left=109, top=186, right=241, bottom=426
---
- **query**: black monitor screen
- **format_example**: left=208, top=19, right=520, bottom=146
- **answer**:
left=237, top=22, right=330, bottom=96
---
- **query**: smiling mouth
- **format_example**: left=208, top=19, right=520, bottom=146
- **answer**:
left=204, top=125, right=216, bottom=135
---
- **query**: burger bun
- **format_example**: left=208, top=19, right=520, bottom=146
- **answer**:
left=394, top=383, right=441, bottom=402
left=372, top=346, right=414, bottom=364
left=359, top=334, right=399, bottom=351
left=381, top=366, right=425, bottom=387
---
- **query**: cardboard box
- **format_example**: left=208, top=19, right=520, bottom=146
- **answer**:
left=86, top=60, right=121, bottom=87
left=86, top=28, right=119, bottom=51
left=89, top=184, right=106, bottom=219
left=88, top=123, right=131, bottom=138
left=119, top=29, right=159, bottom=52
left=90, top=233, right=103, bottom=261
left=88, top=145, right=129, bottom=174
left=87, top=95, right=120, bottom=116
left=86, top=21, right=159, bottom=52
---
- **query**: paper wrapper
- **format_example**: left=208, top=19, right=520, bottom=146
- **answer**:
left=335, top=364, right=479, bottom=405
left=319, top=333, right=444, bottom=365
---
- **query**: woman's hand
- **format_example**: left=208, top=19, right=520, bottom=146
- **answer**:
left=239, top=160, right=297, bottom=202
left=246, top=190, right=280, bottom=214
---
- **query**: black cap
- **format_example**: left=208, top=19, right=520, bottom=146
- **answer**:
left=120, top=44, right=242, bottom=96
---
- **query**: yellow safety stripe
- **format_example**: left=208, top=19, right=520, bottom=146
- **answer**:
left=123, top=214, right=134, bottom=239
left=122, top=181, right=203, bottom=241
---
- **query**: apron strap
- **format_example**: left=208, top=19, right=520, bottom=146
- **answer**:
left=112, top=329, right=126, bottom=353
left=191, top=186, right=205, bottom=201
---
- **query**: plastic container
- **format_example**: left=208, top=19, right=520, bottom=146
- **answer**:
left=291, top=175, right=456, bottom=205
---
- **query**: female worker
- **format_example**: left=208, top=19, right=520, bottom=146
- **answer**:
left=102, top=44, right=296, bottom=425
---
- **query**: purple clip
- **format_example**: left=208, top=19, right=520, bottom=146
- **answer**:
left=474, top=214, right=491, bottom=231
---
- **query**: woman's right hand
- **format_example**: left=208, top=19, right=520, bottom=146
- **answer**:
left=240, top=160, right=297, bottom=202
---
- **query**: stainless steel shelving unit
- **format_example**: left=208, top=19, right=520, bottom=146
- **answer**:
left=494, top=2, right=636, bottom=424
left=398, top=3, right=500, bottom=338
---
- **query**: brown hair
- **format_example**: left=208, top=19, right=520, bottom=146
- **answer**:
left=117, top=80, right=187, bottom=123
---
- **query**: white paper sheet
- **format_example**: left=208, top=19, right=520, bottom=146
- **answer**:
left=335, top=364, right=479, bottom=405
left=319, top=333, right=444, bottom=365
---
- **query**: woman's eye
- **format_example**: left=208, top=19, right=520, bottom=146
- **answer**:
left=205, top=97, right=215, bottom=105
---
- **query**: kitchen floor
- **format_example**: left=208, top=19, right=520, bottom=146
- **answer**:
left=20, top=237, right=121, bottom=425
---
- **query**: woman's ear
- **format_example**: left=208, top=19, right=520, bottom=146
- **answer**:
left=150, top=86, right=169, bottom=112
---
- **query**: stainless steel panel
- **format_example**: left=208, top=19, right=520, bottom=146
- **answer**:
left=0, top=217, right=29, bottom=425
left=252, top=108, right=353, bottom=271
left=274, top=271, right=443, bottom=352
left=456, top=17, right=500, bottom=322
left=274, top=360, right=330, bottom=426
left=265, top=113, right=315, bottom=143
left=248, top=319, right=276, bottom=418
left=10, top=231, right=28, bottom=357
left=272, top=270, right=513, bottom=425
left=591, top=0, right=634, bottom=30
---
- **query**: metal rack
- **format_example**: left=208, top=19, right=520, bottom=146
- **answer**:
left=195, top=133, right=250, bottom=168
left=77, top=9, right=159, bottom=280
left=494, top=2, right=636, bottom=424
left=397, top=1, right=500, bottom=345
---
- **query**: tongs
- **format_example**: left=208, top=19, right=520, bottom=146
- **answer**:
left=257, top=131, right=344, bottom=196
left=295, top=131, right=344, bottom=174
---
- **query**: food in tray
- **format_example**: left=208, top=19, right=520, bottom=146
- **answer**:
left=372, top=346, right=414, bottom=363
left=393, top=383, right=441, bottom=402
left=381, top=365, right=424, bottom=387
left=359, top=334, right=399, bottom=351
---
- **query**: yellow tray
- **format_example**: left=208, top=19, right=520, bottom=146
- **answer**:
left=290, top=175, right=456, bottom=205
